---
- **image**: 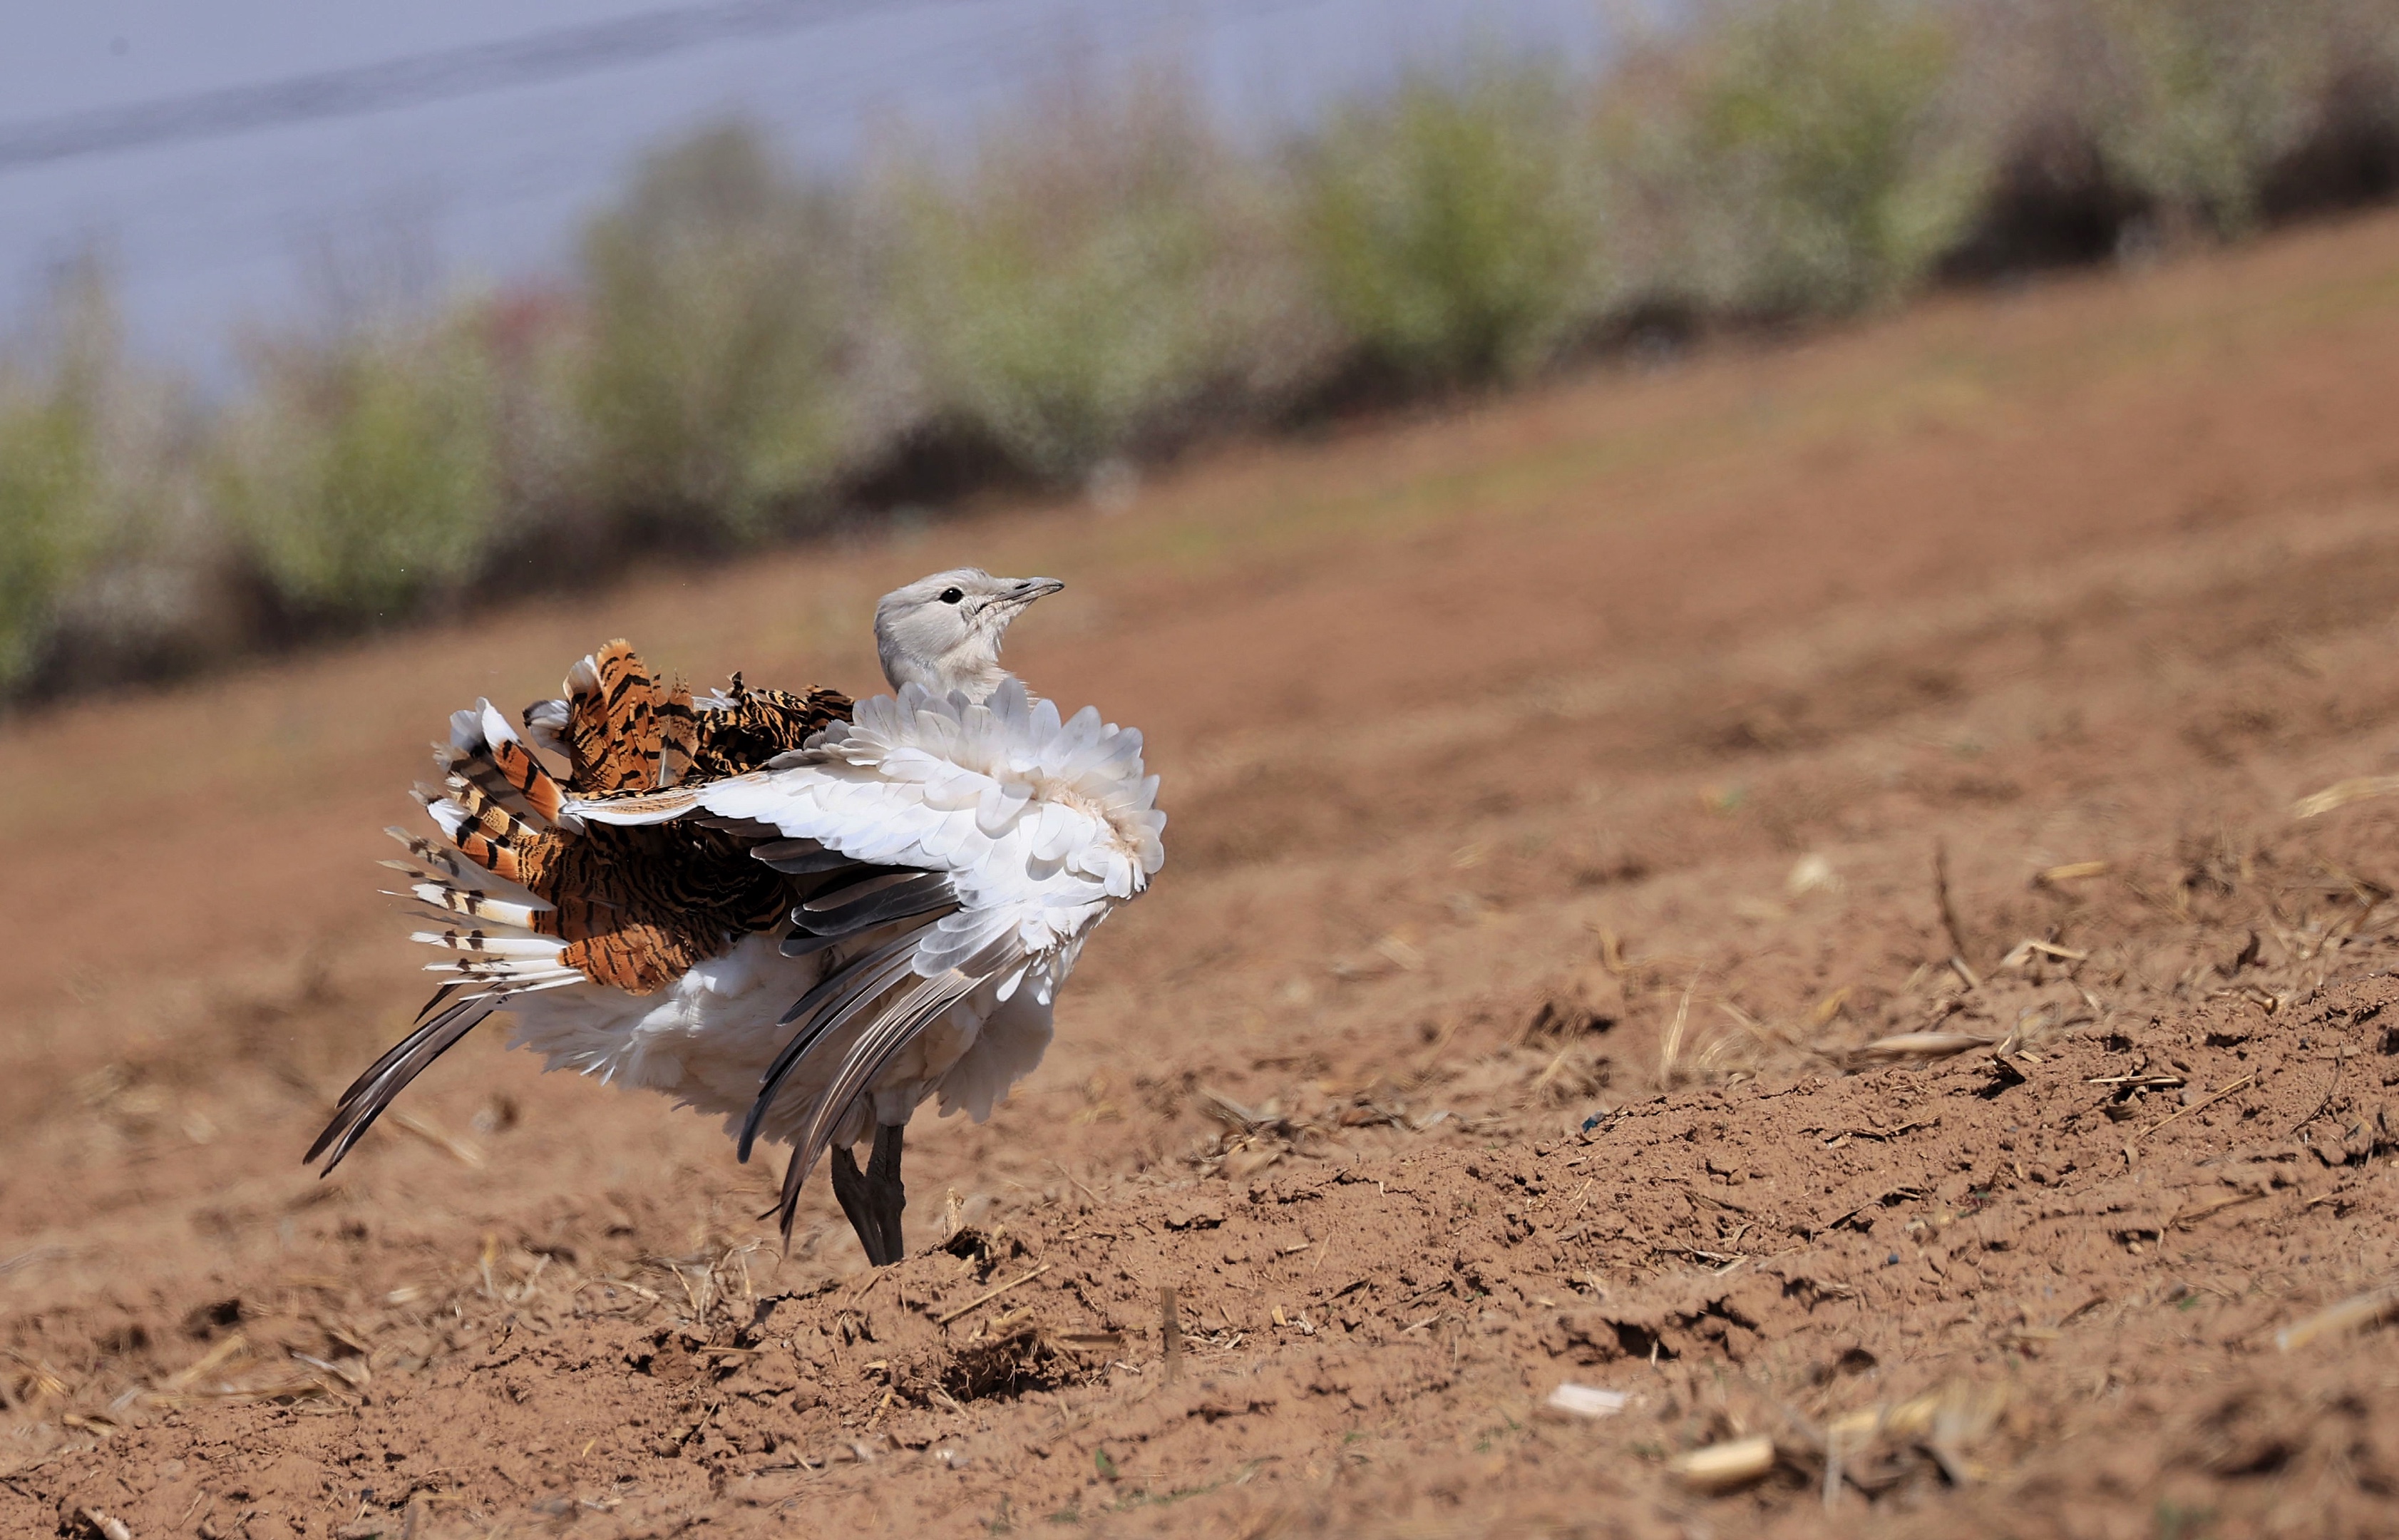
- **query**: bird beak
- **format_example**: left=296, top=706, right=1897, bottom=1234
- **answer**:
left=1009, top=578, right=1065, bottom=605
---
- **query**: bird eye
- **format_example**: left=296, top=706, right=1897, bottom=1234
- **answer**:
left=938, top=587, right=963, bottom=604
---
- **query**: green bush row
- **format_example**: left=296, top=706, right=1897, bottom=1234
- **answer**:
left=6, top=0, right=2395, bottom=698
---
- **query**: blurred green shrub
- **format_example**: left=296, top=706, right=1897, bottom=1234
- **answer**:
left=883, top=81, right=1312, bottom=480
left=1640, top=0, right=1986, bottom=316
left=11, top=0, right=2399, bottom=703
left=575, top=123, right=868, bottom=538
left=218, top=313, right=500, bottom=621
left=1300, top=62, right=1606, bottom=384
left=478, top=286, right=591, bottom=551
left=2094, top=0, right=2331, bottom=239
left=0, top=267, right=128, bottom=691
left=0, top=359, right=103, bottom=690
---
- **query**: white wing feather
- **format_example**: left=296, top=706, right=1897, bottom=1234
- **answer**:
left=585, top=678, right=1166, bottom=975
left=550, top=677, right=1165, bottom=1231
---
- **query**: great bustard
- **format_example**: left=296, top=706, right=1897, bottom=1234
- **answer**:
left=311, top=570, right=1165, bottom=1266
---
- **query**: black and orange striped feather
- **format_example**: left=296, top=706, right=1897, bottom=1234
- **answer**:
left=435, top=643, right=853, bottom=993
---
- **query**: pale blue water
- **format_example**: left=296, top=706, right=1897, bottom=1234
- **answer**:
left=0, top=0, right=1615, bottom=377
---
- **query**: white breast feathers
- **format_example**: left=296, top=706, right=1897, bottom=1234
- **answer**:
left=567, top=677, right=1164, bottom=1229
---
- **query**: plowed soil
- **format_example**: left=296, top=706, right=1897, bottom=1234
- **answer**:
left=11, top=212, right=2399, bottom=1540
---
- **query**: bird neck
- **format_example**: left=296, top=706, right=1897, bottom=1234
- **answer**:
left=883, top=649, right=1013, bottom=703
left=940, top=659, right=1014, bottom=702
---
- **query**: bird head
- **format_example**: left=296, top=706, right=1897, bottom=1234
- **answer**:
left=874, top=568, right=1065, bottom=701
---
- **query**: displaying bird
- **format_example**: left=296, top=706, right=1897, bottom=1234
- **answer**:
left=308, top=569, right=1166, bottom=1266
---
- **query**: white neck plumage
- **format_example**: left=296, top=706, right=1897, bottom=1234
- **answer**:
left=882, top=652, right=1014, bottom=704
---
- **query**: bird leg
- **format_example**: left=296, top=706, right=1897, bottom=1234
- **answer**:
left=828, top=1144, right=895, bottom=1266
left=865, top=1121, right=908, bottom=1265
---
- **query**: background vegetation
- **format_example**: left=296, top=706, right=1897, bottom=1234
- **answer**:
left=6, top=0, right=2398, bottom=702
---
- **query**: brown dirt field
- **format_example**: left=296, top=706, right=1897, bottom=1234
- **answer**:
left=9, top=210, right=2399, bottom=1539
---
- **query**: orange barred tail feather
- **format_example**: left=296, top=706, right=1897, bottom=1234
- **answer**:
left=564, top=642, right=697, bottom=794
left=686, top=682, right=853, bottom=780
left=443, top=698, right=571, bottom=822
left=661, top=684, right=699, bottom=789
left=418, top=773, right=553, bottom=887
left=483, top=725, right=570, bottom=824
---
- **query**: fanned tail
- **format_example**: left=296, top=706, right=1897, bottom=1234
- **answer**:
left=309, top=725, right=580, bottom=1173
left=317, top=636, right=858, bottom=1175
